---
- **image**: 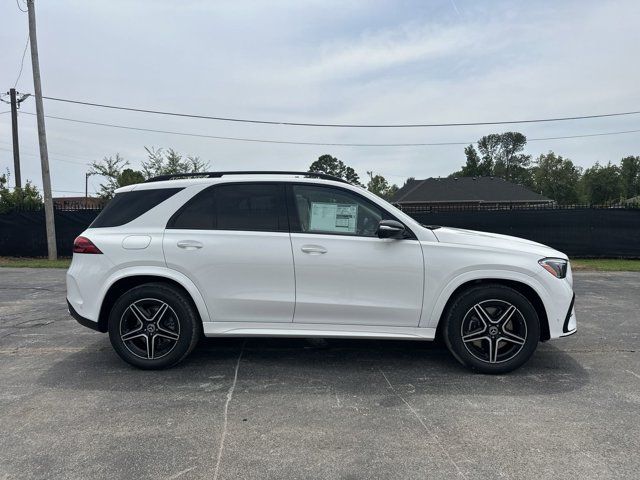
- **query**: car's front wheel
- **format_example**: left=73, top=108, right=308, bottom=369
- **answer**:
left=443, top=284, right=540, bottom=374
left=108, top=283, right=200, bottom=369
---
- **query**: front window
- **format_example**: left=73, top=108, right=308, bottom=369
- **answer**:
left=291, top=185, right=384, bottom=237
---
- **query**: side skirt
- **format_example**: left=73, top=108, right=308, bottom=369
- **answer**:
left=202, top=322, right=437, bottom=340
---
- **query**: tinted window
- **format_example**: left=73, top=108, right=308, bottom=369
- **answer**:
left=168, top=183, right=286, bottom=232
left=169, top=188, right=215, bottom=230
left=291, top=185, right=386, bottom=237
left=90, top=188, right=182, bottom=228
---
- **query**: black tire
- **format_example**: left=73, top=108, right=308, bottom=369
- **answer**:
left=108, top=283, right=201, bottom=369
left=443, top=284, right=540, bottom=374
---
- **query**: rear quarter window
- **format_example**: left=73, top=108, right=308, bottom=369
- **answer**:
left=90, top=188, right=182, bottom=228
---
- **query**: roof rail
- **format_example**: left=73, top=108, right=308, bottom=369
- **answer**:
left=144, top=171, right=349, bottom=184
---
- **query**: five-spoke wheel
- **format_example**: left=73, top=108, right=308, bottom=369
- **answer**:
left=108, top=283, right=200, bottom=369
left=119, top=299, right=181, bottom=360
left=444, top=284, right=540, bottom=374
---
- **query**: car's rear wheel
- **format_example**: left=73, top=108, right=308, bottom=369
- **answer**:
left=108, top=283, right=200, bottom=369
left=443, top=284, right=540, bottom=374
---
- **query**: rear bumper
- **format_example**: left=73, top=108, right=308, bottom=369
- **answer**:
left=67, top=300, right=106, bottom=333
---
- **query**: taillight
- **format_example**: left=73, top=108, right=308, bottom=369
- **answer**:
left=73, top=236, right=102, bottom=254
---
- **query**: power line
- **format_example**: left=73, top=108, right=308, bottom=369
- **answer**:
left=0, top=140, right=92, bottom=162
left=15, top=0, right=27, bottom=13
left=0, top=146, right=88, bottom=166
left=41, top=95, right=640, bottom=128
left=18, top=110, right=640, bottom=147
left=14, top=33, right=30, bottom=88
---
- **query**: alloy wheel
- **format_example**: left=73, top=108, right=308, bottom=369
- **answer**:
left=460, top=299, right=528, bottom=364
left=119, top=298, right=180, bottom=360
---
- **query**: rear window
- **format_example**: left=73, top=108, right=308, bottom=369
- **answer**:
left=90, top=188, right=182, bottom=228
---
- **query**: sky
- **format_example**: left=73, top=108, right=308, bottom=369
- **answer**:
left=1, top=0, right=639, bottom=196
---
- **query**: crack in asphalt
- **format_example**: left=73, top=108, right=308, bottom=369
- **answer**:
left=0, top=286, right=64, bottom=292
left=380, top=368, right=470, bottom=480
left=212, top=340, right=246, bottom=480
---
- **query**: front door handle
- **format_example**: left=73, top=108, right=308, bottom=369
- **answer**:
left=177, top=240, right=203, bottom=250
left=301, top=244, right=327, bottom=255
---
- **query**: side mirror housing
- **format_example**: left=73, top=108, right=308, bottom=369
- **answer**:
left=376, top=219, right=406, bottom=239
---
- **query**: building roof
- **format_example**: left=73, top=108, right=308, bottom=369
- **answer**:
left=391, top=177, right=552, bottom=204
left=53, top=196, right=106, bottom=209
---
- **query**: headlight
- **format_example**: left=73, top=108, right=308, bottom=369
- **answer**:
left=539, top=258, right=568, bottom=278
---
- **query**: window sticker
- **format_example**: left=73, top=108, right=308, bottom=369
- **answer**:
left=309, top=202, right=358, bottom=233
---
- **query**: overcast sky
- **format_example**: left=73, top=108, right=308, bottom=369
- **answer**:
left=1, top=0, right=639, bottom=196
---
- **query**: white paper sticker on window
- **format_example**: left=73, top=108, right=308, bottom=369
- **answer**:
left=310, top=202, right=357, bottom=233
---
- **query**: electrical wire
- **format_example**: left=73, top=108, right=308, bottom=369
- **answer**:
left=15, top=0, right=27, bottom=13
left=14, top=33, right=30, bottom=89
left=17, top=111, right=640, bottom=147
left=40, top=95, right=640, bottom=129
left=0, top=146, right=88, bottom=166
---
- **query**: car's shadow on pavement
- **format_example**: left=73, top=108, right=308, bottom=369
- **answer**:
left=38, top=335, right=589, bottom=397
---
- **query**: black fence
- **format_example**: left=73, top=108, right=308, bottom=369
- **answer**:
left=0, top=208, right=102, bottom=257
left=0, top=204, right=639, bottom=258
left=406, top=206, right=640, bottom=258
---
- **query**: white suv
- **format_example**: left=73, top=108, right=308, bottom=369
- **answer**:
left=67, top=171, right=576, bottom=373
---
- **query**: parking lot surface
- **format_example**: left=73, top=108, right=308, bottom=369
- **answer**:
left=0, top=268, right=639, bottom=480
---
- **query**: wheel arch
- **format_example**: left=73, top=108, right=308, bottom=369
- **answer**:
left=433, top=277, right=551, bottom=342
left=96, top=269, right=210, bottom=332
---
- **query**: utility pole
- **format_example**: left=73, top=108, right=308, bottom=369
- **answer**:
left=4, top=89, right=31, bottom=189
left=85, top=172, right=92, bottom=198
left=27, top=0, right=57, bottom=260
left=9, top=89, right=22, bottom=189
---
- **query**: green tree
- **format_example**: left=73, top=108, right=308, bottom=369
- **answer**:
left=456, top=144, right=493, bottom=177
left=620, top=155, right=640, bottom=199
left=366, top=172, right=398, bottom=201
left=90, top=153, right=132, bottom=199
left=118, top=168, right=145, bottom=188
left=480, top=132, right=532, bottom=185
left=531, top=152, right=582, bottom=204
left=142, top=147, right=209, bottom=179
left=0, top=171, right=43, bottom=213
left=308, top=154, right=362, bottom=185
left=580, top=162, right=621, bottom=204
left=451, top=133, right=532, bottom=184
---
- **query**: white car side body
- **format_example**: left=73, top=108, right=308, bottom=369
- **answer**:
left=66, top=175, right=576, bottom=343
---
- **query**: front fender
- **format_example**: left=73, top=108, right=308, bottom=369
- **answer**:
left=421, top=268, right=550, bottom=329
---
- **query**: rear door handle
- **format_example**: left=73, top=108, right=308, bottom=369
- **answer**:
left=177, top=240, right=203, bottom=250
left=301, top=244, right=327, bottom=255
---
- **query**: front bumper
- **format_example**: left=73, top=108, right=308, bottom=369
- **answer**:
left=560, top=293, right=577, bottom=336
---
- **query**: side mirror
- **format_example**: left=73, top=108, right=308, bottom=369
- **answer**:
left=376, top=219, right=406, bottom=239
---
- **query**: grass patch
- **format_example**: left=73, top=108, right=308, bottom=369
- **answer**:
left=571, top=259, right=640, bottom=272
left=1, top=256, right=638, bottom=272
left=0, top=257, right=71, bottom=268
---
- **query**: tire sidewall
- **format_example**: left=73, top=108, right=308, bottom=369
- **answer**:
left=108, top=284, right=198, bottom=369
left=445, top=285, right=540, bottom=374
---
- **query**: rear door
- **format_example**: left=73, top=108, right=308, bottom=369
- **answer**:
left=163, top=182, right=295, bottom=323
left=288, top=184, right=424, bottom=327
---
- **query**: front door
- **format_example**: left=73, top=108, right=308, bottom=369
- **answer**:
left=288, top=184, right=424, bottom=327
left=163, top=182, right=295, bottom=323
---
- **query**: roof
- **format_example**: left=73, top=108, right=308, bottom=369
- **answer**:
left=145, top=171, right=348, bottom=184
left=53, top=196, right=106, bottom=208
left=115, top=172, right=352, bottom=193
left=391, top=177, right=552, bottom=204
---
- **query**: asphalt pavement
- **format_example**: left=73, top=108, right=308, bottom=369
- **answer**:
left=0, top=268, right=638, bottom=480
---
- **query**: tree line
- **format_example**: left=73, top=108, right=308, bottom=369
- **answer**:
left=448, top=132, right=640, bottom=205
left=1, top=134, right=638, bottom=209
